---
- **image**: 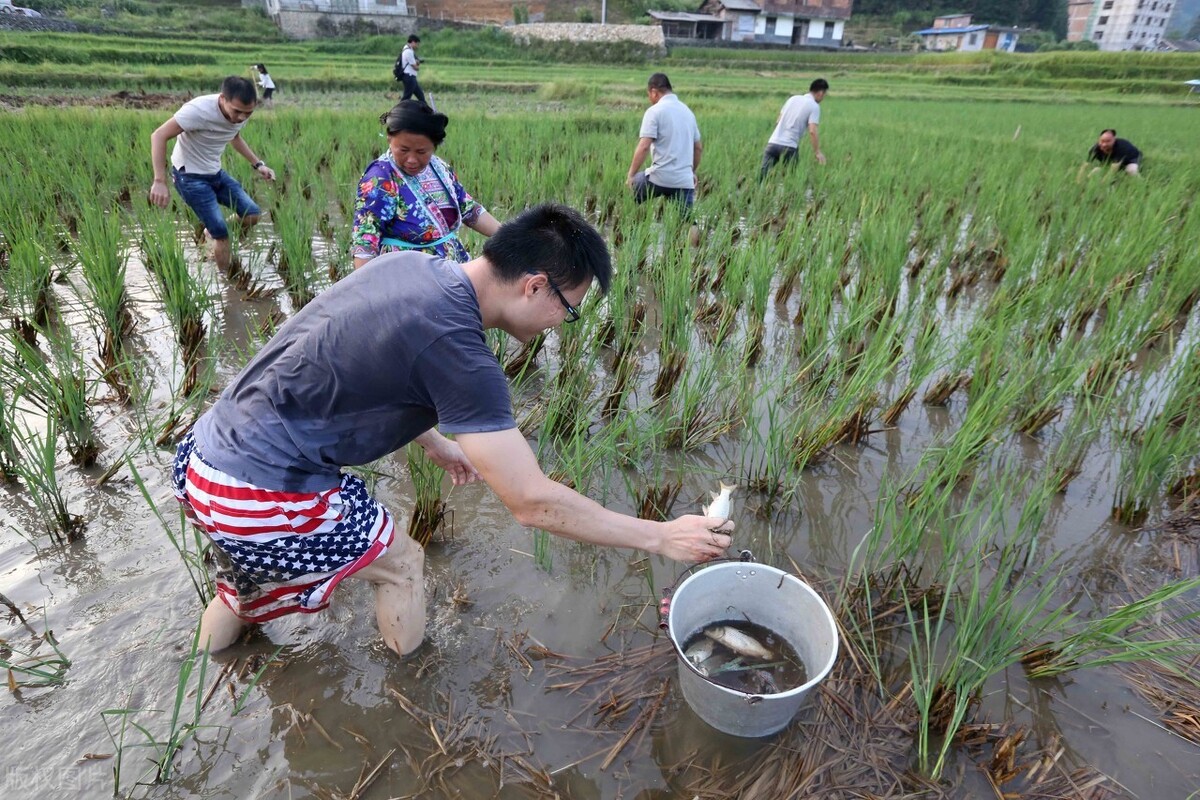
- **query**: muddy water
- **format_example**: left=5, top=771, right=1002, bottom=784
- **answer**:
left=1, top=229, right=1198, bottom=799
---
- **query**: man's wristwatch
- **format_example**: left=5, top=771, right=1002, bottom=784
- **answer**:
left=252, top=160, right=266, bottom=169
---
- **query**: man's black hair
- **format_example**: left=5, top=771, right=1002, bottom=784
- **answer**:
left=647, top=73, right=672, bottom=92
left=220, top=76, right=258, bottom=105
left=810, top=78, right=830, bottom=93
left=380, top=100, right=448, bottom=146
left=407, top=34, right=421, bottom=43
left=1100, top=128, right=1117, bottom=136
left=483, top=204, right=611, bottom=295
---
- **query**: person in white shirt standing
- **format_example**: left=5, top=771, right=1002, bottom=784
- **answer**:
left=148, top=76, right=276, bottom=272
left=253, top=64, right=275, bottom=106
left=760, top=78, right=829, bottom=181
left=625, top=72, right=702, bottom=214
left=398, top=34, right=425, bottom=105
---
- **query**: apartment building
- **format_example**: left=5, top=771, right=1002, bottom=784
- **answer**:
left=1067, top=0, right=1175, bottom=50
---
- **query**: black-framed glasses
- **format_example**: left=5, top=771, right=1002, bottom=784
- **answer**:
left=545, top=275, right=581, bottom=323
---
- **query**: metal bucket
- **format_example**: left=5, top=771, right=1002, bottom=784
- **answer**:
left=666, top=561, right=838, bottom=738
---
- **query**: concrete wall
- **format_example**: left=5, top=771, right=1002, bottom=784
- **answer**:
left=275, top=8, right=417, bottom=37
left=509, top=22, right=666, bottom=49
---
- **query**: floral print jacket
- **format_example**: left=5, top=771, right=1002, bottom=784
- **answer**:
left=350, top=152, right=484, bottom=264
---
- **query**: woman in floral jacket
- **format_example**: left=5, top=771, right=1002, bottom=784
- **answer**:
left=351, top=101, right=501, bottom=269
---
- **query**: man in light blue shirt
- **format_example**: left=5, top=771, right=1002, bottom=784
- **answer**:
left=761, top=78, right=829, bottom=181
left=625, top=73, right=702, bottom=211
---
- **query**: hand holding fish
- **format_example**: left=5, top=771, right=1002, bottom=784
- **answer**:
left=658, top=514, right=734, bottom=563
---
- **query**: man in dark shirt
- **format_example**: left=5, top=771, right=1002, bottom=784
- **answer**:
left=1088, top=129, right=1141, bottom=175
left=173, top=204, right=734, bottom=655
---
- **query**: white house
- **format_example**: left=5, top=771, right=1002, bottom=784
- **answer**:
left=650, top=0, right=851, bottom=47
left=914, top=14, right=1022, bottom=52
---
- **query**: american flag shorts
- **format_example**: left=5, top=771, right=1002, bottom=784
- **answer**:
left=172, top=431, right=396, bottom=623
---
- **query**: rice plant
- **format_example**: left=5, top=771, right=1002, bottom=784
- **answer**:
left=4, top=224, right=54, bottom=345
left=138, top=209, right=213, bottom=398
left=99, top=624, right=215, bottom=790
left=71, top=202, right=134, bottom=400
left=405, top=441, right=448, bottom=547
left=13, top=414, right=83, bottom=544
left=128, top=459, right=213, bottom=606
left=0, top=617, right=71, bottom=689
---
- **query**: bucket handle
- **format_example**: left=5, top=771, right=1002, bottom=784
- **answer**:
left=657, top=549, right=755, bottom=631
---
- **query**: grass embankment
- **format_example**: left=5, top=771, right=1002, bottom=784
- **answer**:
left=4, top=28, right=1200, bottom=103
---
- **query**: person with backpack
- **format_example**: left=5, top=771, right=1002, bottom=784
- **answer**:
left=395, top=34, right=425, bottom=104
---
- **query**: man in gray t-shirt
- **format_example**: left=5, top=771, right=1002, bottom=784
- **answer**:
left=626, top=73, right=702, bottom=211
left=760, top=78, right=829, bottom=181
left=149, top=76, right=276, bottom=273
left=175, top=204, right=735, bottom=656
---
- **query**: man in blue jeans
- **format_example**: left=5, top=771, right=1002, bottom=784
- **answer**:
left=149, top=76, right=276, bottom=272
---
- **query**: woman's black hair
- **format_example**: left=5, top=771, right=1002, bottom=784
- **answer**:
left=256, top=63, right=269, bottom=74
left=379, top=100, right=449, bottom=147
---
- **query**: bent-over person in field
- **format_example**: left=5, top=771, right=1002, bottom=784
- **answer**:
left=1087, top=128, right=1141, bottom=176
left=149, top=76, right=276, bottom=272
left=173, top=204, right=735, bottom=655
left=760, top=78, right=829, bottom=180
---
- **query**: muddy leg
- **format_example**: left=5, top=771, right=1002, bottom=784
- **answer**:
left=350, top=534, right=426, bottom=656
left=199, top=596, right=246, bottom=653
left=211, top=236, right=232, bottom=272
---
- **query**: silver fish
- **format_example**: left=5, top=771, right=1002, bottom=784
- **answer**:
left=746, top=669, right=779, bottom=695
left=684, top=638, right=714, bottom=666
left=702, top=481, right=736, bottom=520
left=704, top=625, right=773, bottom=660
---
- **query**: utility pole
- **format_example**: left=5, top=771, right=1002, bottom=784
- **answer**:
left=602, top=0, right=607, bottom=24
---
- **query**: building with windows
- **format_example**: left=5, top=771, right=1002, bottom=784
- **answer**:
left=912, top=14, right=1023, bottom=52
left=1065, top=0, right=1175, bottom=50
left=649, top=0, right=852, bottom=48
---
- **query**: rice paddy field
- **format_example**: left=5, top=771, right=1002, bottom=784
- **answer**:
left=2, top=28, right=1200, bottom=800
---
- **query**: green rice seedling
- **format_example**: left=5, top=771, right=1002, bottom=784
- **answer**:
left=1112, top=400, right=1200, bottom=525
left=127, top=459, right=213, bottom=606
left=34, top=327, right=99, bottom=467
left=739, top=381, right=805, bottom=509
left=648, top=249, right=696, bottom=403
left=0, top=384, right=21, bottom=482
left=405, top=441, right=448, bottom=548
left=660, top=348, right=740, bottom=452
left=271, top=189, right=321, bottom=309
left=13, top=414, right=83, bottom=544
left=5, top=327, right=100, bottom=467
left=4, top=224, right=54, bottom=345
left=100, top=624, right=216, bottom=790
left=139, top=209, right=212, bottom=398
left=0, top=619, right=71, bottom=689
left=233, top=645, right=283, bottom=715
left=1022, top=577, right=1200, bottom=679
left=71, top=202, right=133, bottom=396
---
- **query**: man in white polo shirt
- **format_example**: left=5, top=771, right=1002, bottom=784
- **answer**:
left=625, top=73, right=702, bottom=213
left=760, top=78, right=829, bottom=181
left=149, top=76, right=276, bottom=272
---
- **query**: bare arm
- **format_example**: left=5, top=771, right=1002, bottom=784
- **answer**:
left=413, top=429, right=481, bottom=485
left=229, top=134, right=276, bottom=181
left=692, top=139, right=703, bottom=180
left=626, top=137, right=654, bottom=188
left=467, top=211, right=502, bottom=237
left=808, top=123, right=824, bottom=165
left=148, top=117, right=185, bottom=208
left=457, top=428, right=732, bottom=563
